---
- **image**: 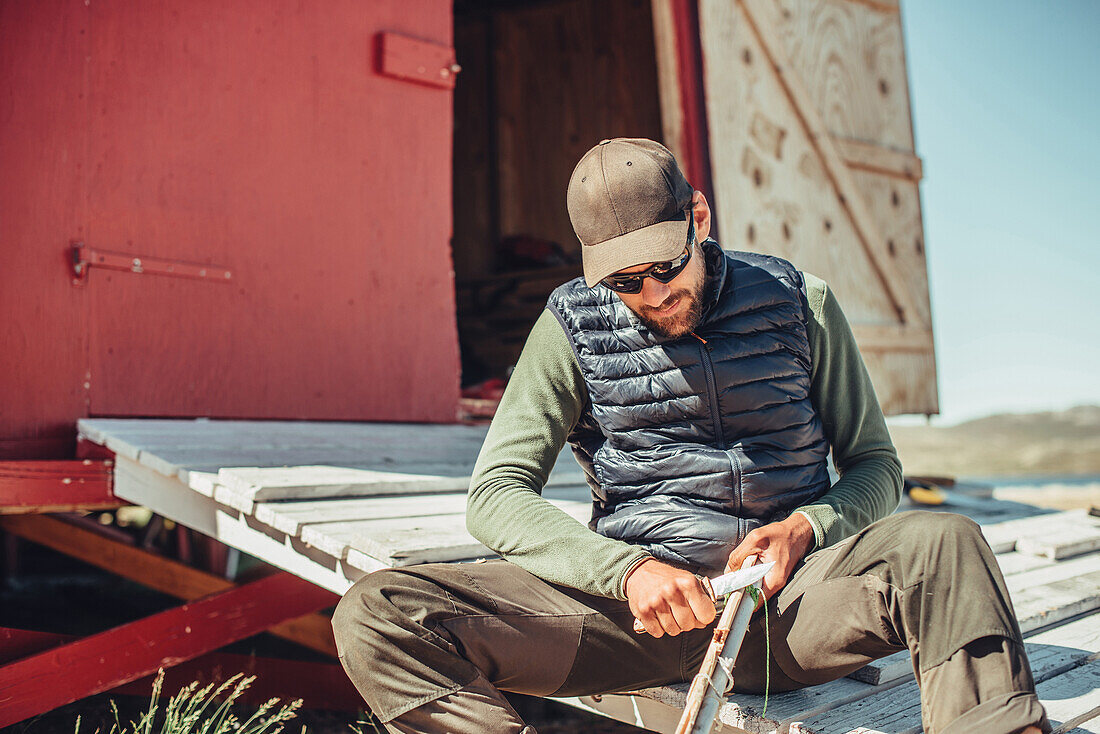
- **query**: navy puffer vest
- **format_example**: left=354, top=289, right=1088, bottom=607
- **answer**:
left=547, top=240, right=831, bottom=573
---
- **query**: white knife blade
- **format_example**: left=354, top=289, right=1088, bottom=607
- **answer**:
left=706, top=561, right=775, bottom=599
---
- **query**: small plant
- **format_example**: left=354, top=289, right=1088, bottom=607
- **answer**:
left=75, top=669, right=303, bottom=734
left=348, top=717, right=385, bottom=734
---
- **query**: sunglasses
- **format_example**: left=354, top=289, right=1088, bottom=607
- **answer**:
left=601, top=214, right=696, bottom=294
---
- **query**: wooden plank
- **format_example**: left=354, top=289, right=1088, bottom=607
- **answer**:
left=995, top=551, right=1060, bottom=577
left=835, top=137, right=922, bottom=181
left=0, top=460, right=121, bottom=514
left=112, top=455, right=363, bottom=595
left=850, top=553, right=1100, bottom=685
left=0, top=514, right=338, bottom=657
left=219, top=465, right=471, bottom=502
left=790, top=612, right=1100, bottom=733
left=78, top=418, right=493, bottom=468
left=254, top=484, right=592, bottom=537
left=310, top=501, right=594, bottom=568
left=0, top=628, right=65, bottom=665
left=1043, top=664, right=1100, bottom=732
left=627, top=674, right=899, bottom=734
left=0, top=572, right=336, bottom=728
left=850, top=325, right=933, bottom=353
left=649, top=0, right=712, bottom=194
left=650, top=0, right=687, bottom=171
left=1018, top=524, right=1100, bottom=560
left=982, top=511, right=1100, bottom=555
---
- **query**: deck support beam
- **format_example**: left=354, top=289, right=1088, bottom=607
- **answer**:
left=0, top=572, right=338, bottom=727
left=0, top=514, right=339, bottom=657
left=0, top=460, right=121, bottom=514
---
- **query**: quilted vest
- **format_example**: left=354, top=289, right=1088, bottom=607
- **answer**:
left=546, top=240, right=831, bottom=573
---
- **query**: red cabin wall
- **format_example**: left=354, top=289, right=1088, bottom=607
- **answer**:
left=0, top=0, right=461, bottom=459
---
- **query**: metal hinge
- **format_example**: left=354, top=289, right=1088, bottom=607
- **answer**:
left=71, top=242, right=233, bottom=283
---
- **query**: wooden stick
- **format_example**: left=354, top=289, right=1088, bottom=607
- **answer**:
left=675, top=556, right=761, bottom=734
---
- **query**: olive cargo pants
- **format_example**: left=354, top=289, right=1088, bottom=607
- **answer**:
left=332, top=511, right=1051, bottom=734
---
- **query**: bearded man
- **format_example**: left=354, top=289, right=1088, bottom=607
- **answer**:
left=333, top=138, right=1050, bottom=734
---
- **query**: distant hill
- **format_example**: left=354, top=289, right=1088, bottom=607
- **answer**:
left=889, top=405, right=1100, bottom=478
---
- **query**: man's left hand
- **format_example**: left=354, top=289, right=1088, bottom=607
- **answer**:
left=725, top=513, right=815, bottom=601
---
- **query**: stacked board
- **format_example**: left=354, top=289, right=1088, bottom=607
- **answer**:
left=77, top=418, right=1100, bottom=733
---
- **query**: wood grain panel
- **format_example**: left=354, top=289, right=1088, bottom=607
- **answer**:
left=698, top=0, right=898, bottom=323
left=772, top=0, right=915, bottom=151
left=494, top=0, right=664, bottom=259
left=698, top=0, right=936, bottom=414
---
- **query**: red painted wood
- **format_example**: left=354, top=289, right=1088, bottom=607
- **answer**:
left=0, top=629, right=66, bottom=665
left=378, top=31, right=459, bottom=89
left=0, top=460, right=118, bottom=513
left=0, top=627, right=363, bottom=710
left=0, top=572, right=337, bottom=726
left=670, top=0, right=715, bottom=213
left=75, top=438, right=116, bottom=461
left=0, top=1, right=461, bottom=459
left=0, top=0, right=91, bottom=460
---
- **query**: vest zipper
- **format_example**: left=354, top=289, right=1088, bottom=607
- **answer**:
left=692, top=332, right=725, bottom=446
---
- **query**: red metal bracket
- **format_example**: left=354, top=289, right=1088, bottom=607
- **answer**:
left=0, top=572, right=339, bottom=726
left=0, top=460, right=119, bottom=514
left=376, top=31, right=459, bottom=90
left=71, top=241, right=233, bottom=282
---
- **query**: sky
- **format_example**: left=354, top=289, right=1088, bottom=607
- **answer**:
left=893, top=0, right=1099, bottom=425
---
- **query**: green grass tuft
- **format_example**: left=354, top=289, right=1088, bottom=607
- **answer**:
left=74, top=670, right=304, bottom=734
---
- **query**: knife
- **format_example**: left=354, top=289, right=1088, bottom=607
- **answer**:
left=702, top=560, right=775, bottom=600
left=632, top=561, right=775, bottom=633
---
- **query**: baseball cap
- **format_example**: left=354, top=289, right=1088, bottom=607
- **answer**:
left=567, top=138, right=695, bottom=287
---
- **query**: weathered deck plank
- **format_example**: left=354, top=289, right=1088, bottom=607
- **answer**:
left=853, top=527, right=1100, bottom=686
left=77, top=419, right=1100, bottom=733
left=790, top=612, right=1100, bottom=732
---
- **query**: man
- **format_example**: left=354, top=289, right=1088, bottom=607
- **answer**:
left=333, top=139, right=1049, bottom=734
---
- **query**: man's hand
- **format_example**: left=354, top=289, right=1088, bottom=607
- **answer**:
left=726, top=513, right=815, bottom=601
left=624, top=558, right=716, bottom=638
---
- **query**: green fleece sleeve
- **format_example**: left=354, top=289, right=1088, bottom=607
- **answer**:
left=793, top=273, right=904, bottom=550
left=465, top=309, right=653, bottom=600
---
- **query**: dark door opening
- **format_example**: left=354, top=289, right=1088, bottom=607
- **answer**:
left=452, top=0, right=665, bottom=394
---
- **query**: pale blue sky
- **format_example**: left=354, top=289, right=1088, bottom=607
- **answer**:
left=895, top=0, right=1099, bottom=424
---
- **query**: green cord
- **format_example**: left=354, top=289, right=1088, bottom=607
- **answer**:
left=743, top=585, right=770, bottom=717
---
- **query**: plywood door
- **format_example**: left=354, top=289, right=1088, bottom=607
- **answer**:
left=79, top=0, right=459, bottom=422
left=697, top=0, right=937, bottom=415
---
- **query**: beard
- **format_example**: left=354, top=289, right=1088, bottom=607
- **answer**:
left=636, top=286, right=705, bottom=339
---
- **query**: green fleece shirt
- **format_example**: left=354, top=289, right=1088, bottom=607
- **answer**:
left=466, top=272, right=903, bottom=601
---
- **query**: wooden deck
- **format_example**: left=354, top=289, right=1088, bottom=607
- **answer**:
left=77, top=418, right=1100, bottom=733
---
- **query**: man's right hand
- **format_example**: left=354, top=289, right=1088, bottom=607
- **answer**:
left=624, top=558, right=716, bottom=638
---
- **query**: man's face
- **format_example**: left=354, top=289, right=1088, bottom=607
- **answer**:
left=613, top=240, right=706, bottom=339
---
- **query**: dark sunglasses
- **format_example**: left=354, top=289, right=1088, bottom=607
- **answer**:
left=601, top=214, right=696, bottom=294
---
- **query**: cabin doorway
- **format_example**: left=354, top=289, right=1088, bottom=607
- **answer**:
left=451, top=0, right=666, bottom=393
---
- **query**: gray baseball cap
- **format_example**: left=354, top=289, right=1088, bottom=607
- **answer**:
left=567, top=138, right=694, bottom=287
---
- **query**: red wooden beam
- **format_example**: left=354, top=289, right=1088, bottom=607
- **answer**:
left=670, top=0, right=716, bottom=228
left=0, top=460, right=121, bottom=514
left=0, top=573, right=339, bottom=726
left=0, top=628, right=66, bottom=665
left=0, top=627, right=362, bottom=711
